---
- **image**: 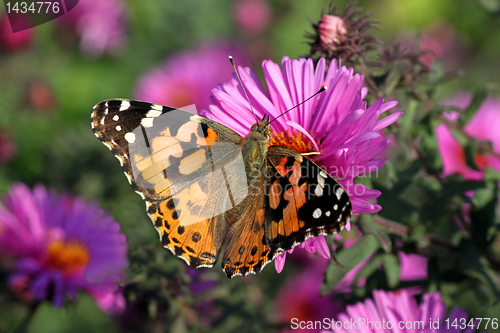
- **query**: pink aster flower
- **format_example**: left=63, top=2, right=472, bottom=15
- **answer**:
left=233, top=0, right=272, bottom=34
left=420, top=21, right=468, bottom=68
left=57, top=0, right=127, bottom=57
left=201, top=56, right=401, bottom=272
left=436, top=93, right=500, bottom=180
left=275, top=260, right=344, bottom=333
left=135, top=42, right=249, bottom=111
left=322, top=289, right=484, bottom=333
left=0, top=184, right=128, bottom=312
left=318, top=15, right=347, bottom=50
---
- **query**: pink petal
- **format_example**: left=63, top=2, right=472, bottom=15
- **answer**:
left=286, top=120, right=320, bottom=152
left=373, top=111, right=403, bottom=132
left=435, top=124, right=484, bottom=180
left=274, top=252, right=287, bottom=273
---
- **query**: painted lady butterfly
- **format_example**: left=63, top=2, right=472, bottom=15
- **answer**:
left=91, top=99, right=352, bottom=278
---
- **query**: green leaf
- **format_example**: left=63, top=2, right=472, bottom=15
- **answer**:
left=460, top=87, right=490, bottom=125
left=359, top=215, right=392, bottom=253
left=478, top=0, right=500, bottom=12
left=321, top=235, right=380, bottom=295
left=471, top=181, right=499, bottom=245
left=354, top=254, right=384, bottom=285
left=383, top=66, right=402, bottom=96
left=382, top=254, right=401, bottom=288
left=460, top=242, right=500, bottom=301
left=484, top=167, right=500, bottom=182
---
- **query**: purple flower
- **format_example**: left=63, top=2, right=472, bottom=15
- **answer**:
left=436, top=93, right=500, bottom=180
left=201, top=56, right=401, bottom=272
left=275, top=260, right=344, bottom=333
left=135, top=42, right=249, bottom=111
left=322, top=289, right=484, bottom=333
left=0, top=184, right=127, bottom=311
left=233, top=0, right=272, bottom=34
left=57, top=0, right=127, bottom=57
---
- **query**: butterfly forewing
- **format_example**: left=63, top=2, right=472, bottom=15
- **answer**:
left=91, top=99, right=248, bottom=268
left=265, top=146, right=352, bottom=252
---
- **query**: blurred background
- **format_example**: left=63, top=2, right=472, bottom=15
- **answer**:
left=1, top=0, right=500, bottom=332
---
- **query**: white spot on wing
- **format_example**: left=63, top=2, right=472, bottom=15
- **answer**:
left=113, top=115, right=119, bottom=121
left=333, top=204, right=338, bottom=210
left=314, top=185, right=323, bottom=197
left=151, top=104, right=163, bottom=112
left=325, top=211, right=331, bottom=217
left=119, top=100, right=130, bottom=111
left=141, top=117, right=154, bottom=128
left=146, top=109, right=162, bottom=117
left=102, top=142, right=112, bottom=150
left=335, top=187, right=344, bottom=200
left=125, top=132, right=136, bottom=143
left=313, top=208, right=322, bottom=219
left=320, top=170, right=328, bottom=178
left=317, top=173, right=325, bottom=188
left=116, top=125, right=122, bottom=131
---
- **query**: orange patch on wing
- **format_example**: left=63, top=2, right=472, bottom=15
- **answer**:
left=176, top=122, right=200, bottom=142
left=204, top=128, right=217, bottom=144
left=280, top=182, right=308, bottom=237
left=269, top=180, right=282, bottom=210
left=288, top=161, right=302, bottom=185
left=278, top=221, right=285, bottom=236
left=275, top=158, right=289, bottom=177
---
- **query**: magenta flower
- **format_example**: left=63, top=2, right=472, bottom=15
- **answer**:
left=0, top=184, right=128, bottom=311
left=275, top=260, right=344, bottom=333
left=233, top=0, right=272, bottom=34
left=322, top=289, right=484, bottom=333
left=317, top=15, right=347, bottom=51
left=135, top=42, right=249, bottom=111
left=57, top=0, right=127, bottom=57
left=420, top=22, right=467, bottom=68
left=436, top=93, right=500, bottom=180
left=0, top=13, right=32, bottom=51
left=201, top=56, right=401, bottom=272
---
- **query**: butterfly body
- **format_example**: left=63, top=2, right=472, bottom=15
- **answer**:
left=91, top=99, right=352, bottom=278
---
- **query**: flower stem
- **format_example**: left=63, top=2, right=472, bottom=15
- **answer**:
left=15, top=302, right=39, bottom=333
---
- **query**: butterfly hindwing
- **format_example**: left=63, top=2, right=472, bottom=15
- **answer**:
left=264, top=146, right=352, bottom=252
left=221, top=165, right=279, bottom=278
left=91, top=99, right=247, bottom=268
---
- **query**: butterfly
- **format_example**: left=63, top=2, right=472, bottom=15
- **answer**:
left=91, top=99, right=352, bottom=278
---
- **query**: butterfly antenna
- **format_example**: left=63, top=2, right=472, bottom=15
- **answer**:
left=269, top=86, right=327, bottom=124
left=229, top=55, right=259, bottom=123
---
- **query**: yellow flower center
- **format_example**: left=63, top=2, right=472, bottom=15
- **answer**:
left=47, top=240, right=89, bottom=276
left=269, top=131, right=318, bottom=161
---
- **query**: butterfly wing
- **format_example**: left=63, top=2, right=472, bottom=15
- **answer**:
left=91, top=99, right=247, bottom=268
left=221, top=168, right=279, bottom=278
left=265, top=146, right=352, bottom=252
